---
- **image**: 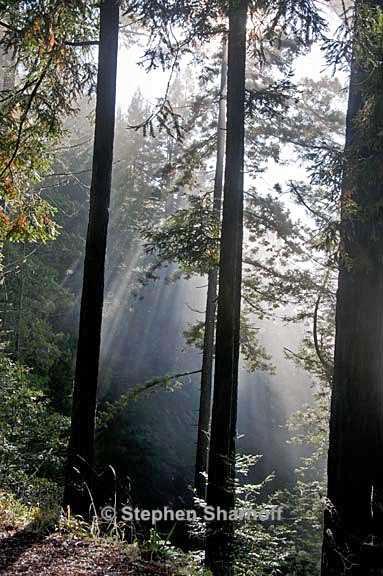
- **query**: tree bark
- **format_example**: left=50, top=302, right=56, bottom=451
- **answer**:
left=322, top=1, right=383, bottom=574
left=205, top=2, right=248, bottom=575
left=63, top=0, right=119, bottom=517
left=195, top=34, right=228, bottom=501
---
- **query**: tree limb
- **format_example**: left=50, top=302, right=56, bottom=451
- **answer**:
left=64, top=40, right=99, bottom=47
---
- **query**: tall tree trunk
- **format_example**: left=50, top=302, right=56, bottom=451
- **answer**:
left=63, top=0, right=119, bottom=516
left=322, top=1, right=383, bottom=574
left=195, top=34, right=228, bottom=501
left=205, top=2, right=247, bottom=575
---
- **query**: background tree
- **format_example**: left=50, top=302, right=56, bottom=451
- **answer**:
left=195, top=34, right=228, bottom=501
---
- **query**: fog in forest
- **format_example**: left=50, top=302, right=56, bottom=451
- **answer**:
left=88, top=40, right=328, bottom=510
left=4, top=2, right=368, bottom=574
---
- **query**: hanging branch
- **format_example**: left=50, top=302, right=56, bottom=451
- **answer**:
left=97, top=369, right=202, bottom=434
left=127, top=43, right=183, bottom=140
left=289, top=181, right=330, bottom=221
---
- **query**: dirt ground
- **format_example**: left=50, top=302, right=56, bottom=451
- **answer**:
left=0, top=529, right=177, bottom=576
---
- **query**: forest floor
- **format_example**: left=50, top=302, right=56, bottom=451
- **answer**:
left=0, top=526, right=184, bottom=576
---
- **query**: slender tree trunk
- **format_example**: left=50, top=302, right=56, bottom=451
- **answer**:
left=195, top=34, right=228, bottom=501
left=15, top=243, right=25, bottom=360
left=322, top=1, right=383, bottom=574
left=63, top=0, right=119, bottom=516
left=205, top=3, right=247, bottom=575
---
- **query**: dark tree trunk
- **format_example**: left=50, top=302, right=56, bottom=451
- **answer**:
left=195, top=34, right=228, bottom=501
left=205, top=2, right=248, bottom=575
left=322, top=1, right=383, bottom=574
left=63, top=0, right=119, bottom=516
